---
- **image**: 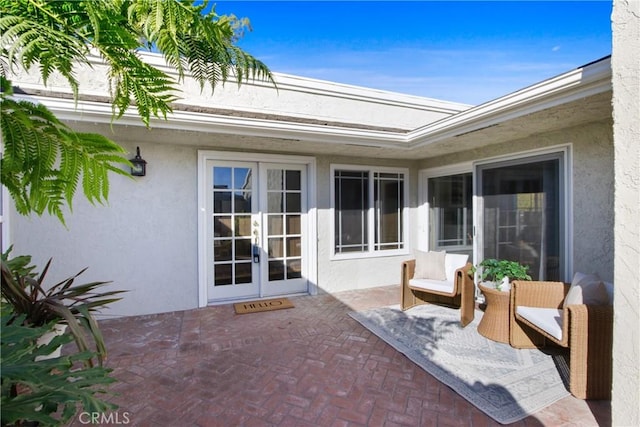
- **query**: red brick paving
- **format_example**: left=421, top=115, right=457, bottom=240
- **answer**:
left=70, top=286, right=610, bottom=426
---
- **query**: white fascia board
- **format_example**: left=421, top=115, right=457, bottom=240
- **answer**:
left=23, top=95, right=409, bottom=148
left=407, top=57, right=612, bottom=148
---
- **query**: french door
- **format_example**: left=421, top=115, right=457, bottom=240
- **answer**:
left=203, top=159, right=309, bottom=302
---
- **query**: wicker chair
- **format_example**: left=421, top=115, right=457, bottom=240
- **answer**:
left=400, top=258, right=475, bottom=327
left=509, top=280, right=613, bottom=399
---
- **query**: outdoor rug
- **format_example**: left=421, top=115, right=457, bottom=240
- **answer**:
left=349, top=304, right=570, bottom=425
left=233, top=297, right=294, bottom=315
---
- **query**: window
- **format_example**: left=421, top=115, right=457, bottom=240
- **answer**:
left=428, top=173, right=473, bottom=255
left=333, top=166, right=407, bottom=256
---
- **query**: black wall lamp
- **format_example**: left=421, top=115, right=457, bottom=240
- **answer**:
left=130, top=146, right=147, bottom=176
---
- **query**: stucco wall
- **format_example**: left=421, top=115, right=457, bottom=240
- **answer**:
left=314, top=155, right=419, bottom=294
left=612, top=0, right=640, bottom=424
left=10, top=141, right=199, bottom=317
left=9, top=118, right=615, bottom=316
left=418, top=120, right=615, bottom=281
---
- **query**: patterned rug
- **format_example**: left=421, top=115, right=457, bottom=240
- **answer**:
left=349, top=304, right=570, bottom=425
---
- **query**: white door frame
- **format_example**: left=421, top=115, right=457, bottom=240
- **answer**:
left=197, top=150, right=317, bottom=306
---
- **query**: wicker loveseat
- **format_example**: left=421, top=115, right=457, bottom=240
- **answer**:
left=509, top=278, right=614, bottom=399
left=400, top=252, right=474, bottom=327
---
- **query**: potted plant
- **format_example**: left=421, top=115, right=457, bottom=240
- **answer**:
left=470, top=258, right=532, bottom=291
left=1, top=249, right=125, bottom=366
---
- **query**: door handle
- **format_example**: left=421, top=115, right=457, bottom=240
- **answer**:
left=252, top=221, right=260, bottom=263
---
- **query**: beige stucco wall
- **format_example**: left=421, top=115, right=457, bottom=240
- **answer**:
left=612, top=0, right=640, bottom=424
left=418, top=120, right=615, bottom=282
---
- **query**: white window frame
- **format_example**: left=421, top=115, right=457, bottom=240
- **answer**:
left=330, top=164, right=409, bottom=260
left=418, top=162, right=473, bottom=252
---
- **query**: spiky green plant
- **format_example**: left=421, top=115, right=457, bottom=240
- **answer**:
left=1, top=307, right=118, bottom=427
left=1, top=249, right=125, bottom=367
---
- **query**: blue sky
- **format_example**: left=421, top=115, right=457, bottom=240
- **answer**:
left=212, top=1, right=612, bottom=105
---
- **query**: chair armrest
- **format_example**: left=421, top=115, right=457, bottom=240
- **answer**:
left=511, top=280, right=569, bottom=309
left=402, top=259, right=416, bottom=285
left=456, top=262, right=475, bottom=327
left=566, top=304, right=614, bottom=399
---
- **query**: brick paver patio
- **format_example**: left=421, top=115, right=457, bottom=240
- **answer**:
left=74, top=286, right=610, bottom=426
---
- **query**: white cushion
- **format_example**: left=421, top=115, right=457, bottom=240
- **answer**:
left=564, top=272, right=609, bottom=307
left=444, top=253, right=469, bottom=282
left=414, top=250, right=447, bottom=280
left=517, top=306, right=564, bottom=341
left=409, top=278, right=454, bottom=294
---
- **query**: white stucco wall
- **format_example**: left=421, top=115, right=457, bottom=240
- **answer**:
left=314, top=156, right=419, bottom=294
left=10, top=141, right=199, bottom=317
left=9, top=138, right=423, bottom=316
left=418, top=120, right=615, bottom=282
left=9, top=118, right=615, bottom=317
left=612, top=0, right=640, bottom=425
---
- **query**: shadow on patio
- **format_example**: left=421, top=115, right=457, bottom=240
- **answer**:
left=68, top=285, right=609, bottom=426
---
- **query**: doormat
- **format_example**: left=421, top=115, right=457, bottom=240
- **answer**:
left=234, top=298, right=294, bottom=315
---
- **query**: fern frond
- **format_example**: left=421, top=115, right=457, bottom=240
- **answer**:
left=1, top=82, right=131, bottom=224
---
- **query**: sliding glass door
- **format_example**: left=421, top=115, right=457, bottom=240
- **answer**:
left=477, top=153, right=566, bottom=281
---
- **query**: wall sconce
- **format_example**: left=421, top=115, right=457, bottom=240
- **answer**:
left=130, top=146, right=147, bottom=176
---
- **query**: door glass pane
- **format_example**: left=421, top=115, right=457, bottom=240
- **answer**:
left=235, top=216, right=251, bottom=237
left=269, top=261, right=284, bottom=281
left=235, top=239, right=252, bottom=260
left=287, top=237, right=301, bottom=257
left=286, top=170, right=301, bottom=190
left=286, top=259, right=302, bottom=279
left=286, top=215, right=300, bottom=234
left=213, top=192, right=232, bottom=214
left=268, top=193, right=284, bottom=213
left=214, top=217, right=232, bottom=237
left=268, top=215, right=283, bottom=235
left=234, top=192, right=251, bottom=213
left=213, top=167, right=231, bottom=189
left=234, top=168, right=252, bottom=190
left=235, top=263, right=252, bottom=284
left=214, top=240, right=232, bottom=261
left=214, top=264, right=232, bottom=285
left=268, top=238, right=284, bottom=258
left=481, top=158, right=561, bottom=281
left=428, top=173, right=473, bottom=256
left=267, top=169, right=283, bottom=190
left=286, top=193, right=301, bottom=213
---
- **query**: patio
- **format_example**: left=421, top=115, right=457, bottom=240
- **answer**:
left=76, top=286, right=610, bottom=426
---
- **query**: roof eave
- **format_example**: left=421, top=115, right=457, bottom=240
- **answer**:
left=407, top=56, right=612, bottom=149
